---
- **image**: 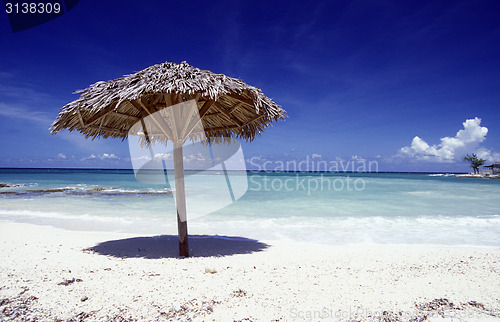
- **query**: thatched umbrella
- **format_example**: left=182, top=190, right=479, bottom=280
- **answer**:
left=51, top=61, right=286, bottom=257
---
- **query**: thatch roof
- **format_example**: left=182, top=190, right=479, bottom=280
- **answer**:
left=50, top=61, right=286, bottom=144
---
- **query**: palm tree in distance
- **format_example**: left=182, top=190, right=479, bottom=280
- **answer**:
left=463, top=153, right=486, bottom=174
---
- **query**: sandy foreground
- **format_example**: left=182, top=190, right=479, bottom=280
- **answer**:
left=0, top=221, right=499, bottom=321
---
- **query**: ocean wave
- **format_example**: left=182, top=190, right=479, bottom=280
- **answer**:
left=195, top=214, right=500, bottom=247
left=1, top=208, right=499, bottom=246
left=0, top=209, right=135, bottom=222
left=0, top=185, right=172, bottom=196
left=406, top=191, right=434, bottom=196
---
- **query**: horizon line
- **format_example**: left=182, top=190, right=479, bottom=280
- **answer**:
left=0, top=167, right=468, bottom=175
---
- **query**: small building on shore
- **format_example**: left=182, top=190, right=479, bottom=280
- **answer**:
left=483, top=162, right=500, bottom=175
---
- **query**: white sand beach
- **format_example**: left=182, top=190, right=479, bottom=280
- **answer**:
left=1, top=220, right=499, bottom=321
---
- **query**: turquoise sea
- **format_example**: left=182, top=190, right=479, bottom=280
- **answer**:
left=0, top=168, right=499, bottom=246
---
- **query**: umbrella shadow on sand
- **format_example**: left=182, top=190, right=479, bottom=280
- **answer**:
left=87, top=235, right=269, bottom=259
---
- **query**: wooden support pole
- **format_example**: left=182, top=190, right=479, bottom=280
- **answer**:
left=140, top=118, right=151, bottom=145
left=173, top=141, right=189, bottom=257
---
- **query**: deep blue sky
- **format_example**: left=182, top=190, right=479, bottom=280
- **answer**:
left=1, top=0, right=499, bottom=172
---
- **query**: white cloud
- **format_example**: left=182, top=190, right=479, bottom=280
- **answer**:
left=101, top=153, right=118, bottom=159
left=312, top=153, right=322, bottom=159
left=351, top=155, right=366, bottom=161
left=132, top=155, right=152, bottom=162
left=183, top=152, right=210, bottom=166
left=57, top=153, right=66, bottom=159
left=400, top=117, right=497, bottom=162
left=81, top=153, right=120, bottom=161
left=476, top=147, right=500, bottom=163
left=153, top=153, right=173, bottom=161
left=81, top=154, right=97, bottom=161
left=0, top=102, right=52, bottom=125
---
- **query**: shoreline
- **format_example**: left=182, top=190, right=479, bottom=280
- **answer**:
left=1, top=218, right=499, bottom=249
left=1, top=221, right=499, bottom=321
left=451, top=173, right=500, bottom=179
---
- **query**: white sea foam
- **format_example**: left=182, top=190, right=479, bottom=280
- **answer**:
left=0, top=185, right=171, bottom=196
left=189, top=215, right=500, bottom=246
left=0, top=208, right=171, bottom=234
left=1, top=207, right=499, bottom=246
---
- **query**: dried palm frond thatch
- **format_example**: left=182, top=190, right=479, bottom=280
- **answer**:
left=50, top=61, right=286, bottom=144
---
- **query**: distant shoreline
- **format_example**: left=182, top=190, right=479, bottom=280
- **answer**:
left=451, top=173, right=500, bottom=179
